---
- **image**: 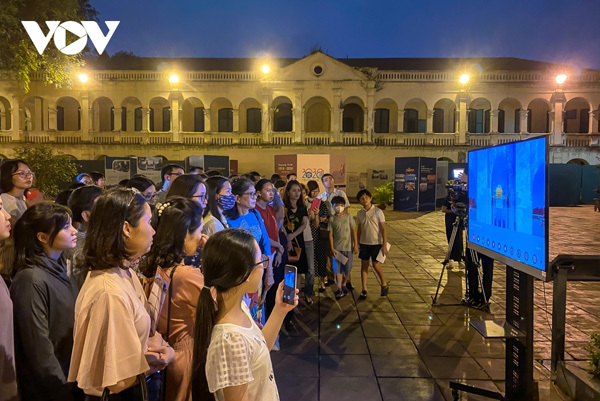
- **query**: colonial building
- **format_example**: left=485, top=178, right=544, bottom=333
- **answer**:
left=0, top=51, right=598, bottom=173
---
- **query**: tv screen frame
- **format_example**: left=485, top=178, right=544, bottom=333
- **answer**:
left=466, top=135, right=549, bottom=281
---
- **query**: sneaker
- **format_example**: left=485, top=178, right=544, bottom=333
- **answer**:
left=346, top=282, right=354, bottom=291
left=380, top=284, right=389, bottom=296
left=335, top=290, right=346, bottom=299
left=325, top=279, right=335, bottom=287
left=318, top=287, right=326, bottom=293
left=358, top=291, right=368, bottom=300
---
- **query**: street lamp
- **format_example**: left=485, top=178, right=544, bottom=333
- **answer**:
left=261, top=64, right=270, bottom=74
left=169, top=74, right=179, bottom=84
left=78, top=73, right=88, bottom=83
left=459, top=74, right=470, bottom=85
left=555, top=74, right=567, bottom=85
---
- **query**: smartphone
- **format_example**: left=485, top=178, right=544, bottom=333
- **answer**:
left=311, top=198, right=321, bottom=210
left=283, top=265, right=297, bottom=305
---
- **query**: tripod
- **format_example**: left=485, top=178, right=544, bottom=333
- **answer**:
left=432, top=213, right=489, bottom=310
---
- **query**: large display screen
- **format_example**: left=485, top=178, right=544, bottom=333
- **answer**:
left=467, top=136, right=548, bottom=280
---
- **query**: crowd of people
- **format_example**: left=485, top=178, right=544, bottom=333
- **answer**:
left=0, top=160, right=391, bottom=401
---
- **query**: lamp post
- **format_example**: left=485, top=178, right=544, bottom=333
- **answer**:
left=551, top=74, right=567, bottom=145
left=168, top=73, right=180, bottom=140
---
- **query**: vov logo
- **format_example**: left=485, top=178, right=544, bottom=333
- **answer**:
left=21, top=21, right=120, bottom=55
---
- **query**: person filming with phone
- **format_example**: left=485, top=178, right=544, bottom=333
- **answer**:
left=191, top=229, right=298, bottom=401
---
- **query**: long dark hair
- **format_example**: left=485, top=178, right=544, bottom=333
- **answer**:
left=139, top=196, right=203, bottom=278
left=203, top=176, right=229, bottom=221
left=223, top=177, right=254, bottom=220
left=283, top=179, right=306, bottom=211
left=84, top=187, right=147, bottom=271
left=0, top=160, right=30, bottom=193
left=166, top=174, right=205, bottom=199
left=13, top=202, right=72, bottom=274
left=126, top=176, right=155, bottom=193
left=191, top=229, right=258, bottom=401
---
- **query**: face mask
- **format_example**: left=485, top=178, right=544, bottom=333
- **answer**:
left=217, top=194, right=236, bottom=211
left=334, top=205, right=345, bottom=214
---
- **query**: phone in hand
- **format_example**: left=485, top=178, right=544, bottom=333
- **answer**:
left=311, top=198, right=321, bottom=210
left=283, top=265, right=297, bottom=305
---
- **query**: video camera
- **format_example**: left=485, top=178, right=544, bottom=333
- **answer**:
left=445, top=179, right=468, bottom=218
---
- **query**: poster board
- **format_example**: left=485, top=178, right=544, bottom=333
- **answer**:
left=105, top=157, right=132, bottom=185
left=394, top=157, right=437, bottom=211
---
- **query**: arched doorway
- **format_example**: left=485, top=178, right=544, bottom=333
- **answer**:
left=527, top=99, right=550, bottom=133
left=432, top=99, right=456, bottom=133
left=272, top=96, right=293, bottom=132
left=498, top=98, right=522, bottom=133
left=564, top=97, right=591, bottom=133
left=304, top=97, right=331, bottom=132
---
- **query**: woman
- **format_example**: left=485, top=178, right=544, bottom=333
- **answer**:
left=165, top=175, right=208, bottom=267
left=10, top=202, right=79, bottom=401
left=306, top=180, right=328, bottom=292
left=139, top=196, right=205, bottom=401
left=191, top=229, right=298, bottom=401
left=126, top=176, right=158, bottom=208
left=0, top=196, right=17, bottom=401
left=283, top=180, right=310, bottom=297
left=166, top=174, right=208, bottom=210
left=202, top=176, right=233, bottom=236
left=68, top=187, right=174, bottom=400
left=224, top=178, right=273, bottom=325
left=255, top=179, right=286, bottom=318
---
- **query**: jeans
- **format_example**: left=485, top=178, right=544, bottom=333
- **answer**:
left=304, top=240, right=315, bottom=297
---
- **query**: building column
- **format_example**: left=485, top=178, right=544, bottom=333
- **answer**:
left=142, top=107, right=150, bottom=132
left=552, top=97, right=565, bottom=145
left=490, top=109, right=499, bottom=133
left=397, top=109, right=405, bottom=133
left=171, top=98, right=179, bottom=141
left=454, top=110, right=460, bottom=133
left=520, top=109, right=529, bottom=134
left=232, top=108, right=239, bottom=133
left=294, top=88, right=303, bottom=143
left=34, top=97, right=43, bottom=131
left=366, top=87, right=375, bottom=142
left=203, top=108, right=211, bottom=132
left=10, top=105, right=19, bottom=140
left=48, top=107, right=57, bottom=131
left=81, top=95, right=90, bottom=140
left=179, top=108, right=183, bottom=133
left=426, top=109, right=434, bottom=134
left=113, top=107, right=122, bottom=131
left=332, top=89, right=341, bottom=142
left=458, top=96, right=468, bottom=144
left=92, top=103, right=100, bottom=132
left=589, top=110, right=596, bottom=134
left=261, top=92, right=270, bottom=142
left=0, top=112, right=5, bottom=131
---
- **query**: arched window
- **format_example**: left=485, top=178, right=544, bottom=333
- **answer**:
left=274, top=103, right=292, bottom=132
left=246, top=108, right=261, bottom=133
left=218, top=108, right=233, bottom=132
left=404, top=109, right=419, bottom=133
left=374, top=108, right=389, bottom=133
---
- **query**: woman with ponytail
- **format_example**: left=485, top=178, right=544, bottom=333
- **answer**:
left=191, top=229, right=298, bottom=401
left=139, top=196, right=205, bottom=401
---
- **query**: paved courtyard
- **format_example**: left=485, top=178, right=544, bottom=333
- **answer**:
left=272, top=205, right=600, bottom=401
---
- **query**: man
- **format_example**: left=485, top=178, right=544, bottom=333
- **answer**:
left=89, top=171, right=105, bottom=189
left=156, top=164, right=184, bottom=203
left=317, top=173, right=351, bottom=287
left=188, top=166, right=203, bottom=175
left=286, top=172, right=297, bottom=182
left=75, top=173, right=93, bottom=185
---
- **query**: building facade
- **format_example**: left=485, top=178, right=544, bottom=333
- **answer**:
left=0, top=52, right=598, bottom=174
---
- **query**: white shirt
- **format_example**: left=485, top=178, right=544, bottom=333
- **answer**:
left=356, top=206, right=385, bottom=245
left=206, top=302, right=279, bottom=401
left=0, top=193, right=27, bottom=224
left=317, top=188, right=350, bottom=215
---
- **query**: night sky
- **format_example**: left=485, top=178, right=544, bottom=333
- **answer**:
left=93, top=0, right=600, bottom=70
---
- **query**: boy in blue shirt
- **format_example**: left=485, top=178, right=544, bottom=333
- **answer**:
left=328, top=196, right=358, bottom=299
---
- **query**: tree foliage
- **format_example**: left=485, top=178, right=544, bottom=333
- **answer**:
left=12, top=144, right=78, bottom=198
left=0, top=0, right=98, bottom=92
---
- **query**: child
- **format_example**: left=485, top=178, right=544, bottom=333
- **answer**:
left=356, top=189, right=389, bottom=299
left=328, top=196, right=358, bottom=299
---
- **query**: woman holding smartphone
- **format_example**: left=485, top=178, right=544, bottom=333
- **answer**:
left=191, top=229, right=298, bottom=401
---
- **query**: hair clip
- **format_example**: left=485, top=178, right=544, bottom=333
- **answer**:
left=156, top=202, right=171, bottom=217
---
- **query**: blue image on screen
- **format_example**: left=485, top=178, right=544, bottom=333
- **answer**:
left=468, top=137, right=547, bottom=277
left=284, top=271, right=295, bottom=288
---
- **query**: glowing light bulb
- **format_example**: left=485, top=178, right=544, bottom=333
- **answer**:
left=169, top=74, right=179, bottom=84
left=78, top=74, right=88, bottom=83
left=459, top=74, right=470, bottom=85
left=261, top=64, right=270, bottom=74
left=555, top=74, right=567, bottom=85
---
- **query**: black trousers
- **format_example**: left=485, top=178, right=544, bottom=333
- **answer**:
left=265, top=231, right=292, bottom=323
left=465, top=249, right=494, bottom=301
left=445, top=218, right=464, bottom=262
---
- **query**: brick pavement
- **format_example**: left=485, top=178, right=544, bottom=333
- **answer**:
left=272, top=205, right=600, bottom=401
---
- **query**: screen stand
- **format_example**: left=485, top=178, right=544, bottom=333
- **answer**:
left=449, top=265, right=538, bottom=401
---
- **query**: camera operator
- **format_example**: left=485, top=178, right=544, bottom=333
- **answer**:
left=441, top=182, right=465, bottom=269
left=460, top=172, right=495, bottom=307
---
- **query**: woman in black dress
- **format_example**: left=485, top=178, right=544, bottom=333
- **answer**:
left=283, top=180, right=310, bottom=292
left=306, top=180, right=328, bottom=290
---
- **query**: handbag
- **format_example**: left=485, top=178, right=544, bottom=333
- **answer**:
left=284, top=210, right=302, bottom=263
left=288, top=237, right=302, bottom=263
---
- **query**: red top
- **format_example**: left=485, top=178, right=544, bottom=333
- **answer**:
left=255, top=204, right=278, bottom=243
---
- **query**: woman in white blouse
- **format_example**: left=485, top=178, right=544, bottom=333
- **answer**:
left=68, top=187, right=174, bottom=400
left=191, top=229, right=298, bottom=401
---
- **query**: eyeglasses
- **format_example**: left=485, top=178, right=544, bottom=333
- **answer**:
left=253, top=255, right=269, bottom=270
left=242, top=191, right=257, bottom=198
left=143, top=193, right=158, bottom=201
left=167, top=172, right=183, bottom=177
left=12, top=171, right=35, bottom=179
